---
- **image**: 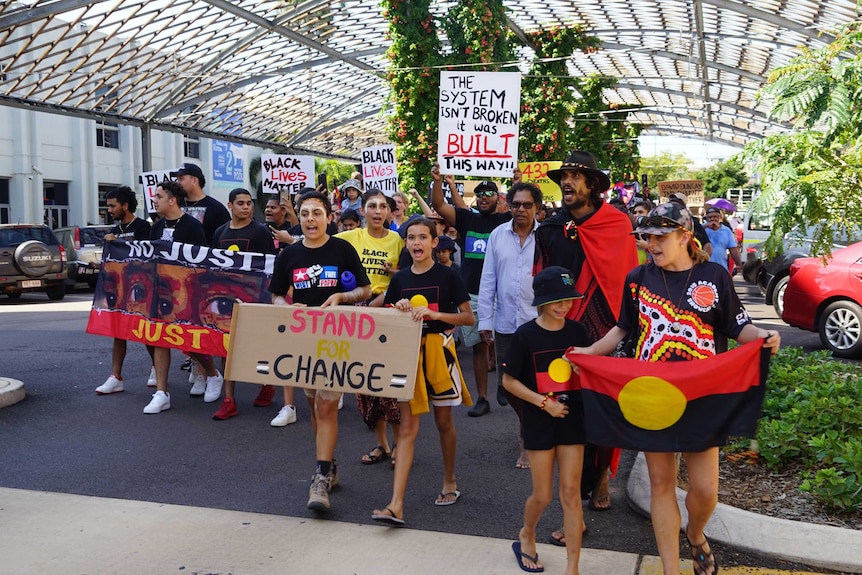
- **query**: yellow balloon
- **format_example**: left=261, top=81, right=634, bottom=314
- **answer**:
left=547, top=358, right=572, bottom=384
left=410, top=294, right=429, bottom=308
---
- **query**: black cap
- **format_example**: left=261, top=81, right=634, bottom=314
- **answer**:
left=474, top=180, right=499, bottom=194
left=175, top=163, right=205, bottom=185
left=531, top=266, right=582, bottom=307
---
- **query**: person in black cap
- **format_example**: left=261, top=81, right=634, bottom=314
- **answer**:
left=434, top=234, right=459, bottom=271
left=502, top=265, right=591, bottom=574
left=535, top=149, right=638, bottom=539
left=430, top=165, right=512, bottom=417
left=175, top=163, right=230, bottom=246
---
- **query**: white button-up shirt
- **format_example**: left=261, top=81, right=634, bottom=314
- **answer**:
left=477, top=219, right=539, bottom=335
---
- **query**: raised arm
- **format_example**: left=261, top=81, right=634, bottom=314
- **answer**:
left=430, top=164, right=457, bottom=226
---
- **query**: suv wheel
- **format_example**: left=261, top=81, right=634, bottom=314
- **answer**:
left=45, top=283, right=66, bottom=301
left=13, top=240, right=55, bottom=277
left=818, top=300, right=862, bottom=358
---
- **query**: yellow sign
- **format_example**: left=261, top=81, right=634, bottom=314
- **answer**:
left=225, top=303, right=423, bottom=399
left=519, top=161, right=563, bottom=202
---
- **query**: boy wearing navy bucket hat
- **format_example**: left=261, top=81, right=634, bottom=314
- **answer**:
left=502, top=266, right=592, bottom=574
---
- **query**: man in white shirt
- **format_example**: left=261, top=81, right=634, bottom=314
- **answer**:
left=477, top=182, right=542, bottom=469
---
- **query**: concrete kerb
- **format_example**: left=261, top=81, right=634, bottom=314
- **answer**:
left=0, top=377, right=25, bottom=408
left=626, top=451, right=862, bottom=574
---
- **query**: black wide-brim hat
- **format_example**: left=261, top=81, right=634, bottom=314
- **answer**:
left=547, top=150, right=611, bottom=192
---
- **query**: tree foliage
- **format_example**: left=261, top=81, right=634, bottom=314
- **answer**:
left=741, top=21, right=862, bottom=255
left=693, top=157, right=749, bottom=199
left=639, top=152, right=695, bottom=187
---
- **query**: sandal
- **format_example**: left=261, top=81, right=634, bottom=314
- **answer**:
left=686, top=529, right=719, bottom=575
left=361, top=445, right=390, bottom=465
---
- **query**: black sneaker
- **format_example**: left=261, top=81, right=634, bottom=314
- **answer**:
left=496, top=386, right=508, bottom=407
left=468, top=397, right=490, bottom=417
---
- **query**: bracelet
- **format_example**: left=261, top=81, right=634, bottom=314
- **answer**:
left=540, top=395, right=551, bottom=411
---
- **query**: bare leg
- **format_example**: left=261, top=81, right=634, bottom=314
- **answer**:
left=313, top=394, right=339, bottom=461
left=644, top=451, right=682, bottom=575
left=153, top=346, right=171, bottom=393
left=518, top=448, right=554, bottom=572
left=557, top=444, right=585, bottom=575
left=372, top=402, right=417, bottom=520
left=471, top=341, right=488, bottom=399
left=683, top=448, right=719, bottom=575
left=590, top=445, right=614, bottom=510
left=433, top=405, right=458, bottom=498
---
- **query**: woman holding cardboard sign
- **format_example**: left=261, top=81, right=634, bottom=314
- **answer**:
left=370, top=217, right=474, bottom=527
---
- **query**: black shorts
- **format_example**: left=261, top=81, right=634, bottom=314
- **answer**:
left=522, top=393, right=586, bottom=451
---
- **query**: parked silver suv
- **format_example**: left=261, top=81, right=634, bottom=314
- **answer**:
left=0, top=224, right=67, bottom=300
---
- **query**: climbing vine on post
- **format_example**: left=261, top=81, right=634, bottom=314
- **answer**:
left=442, top=0, right=513, bottom=69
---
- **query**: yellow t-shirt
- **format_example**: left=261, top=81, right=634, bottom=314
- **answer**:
left=336, top=228, right=405, bottom=295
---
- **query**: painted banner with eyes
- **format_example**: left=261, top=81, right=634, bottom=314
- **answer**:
left=565, top=340, right=771, bottom=453
left=86, top=240, right=275, bottom=357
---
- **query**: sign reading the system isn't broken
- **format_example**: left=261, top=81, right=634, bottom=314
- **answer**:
left=225, top=304, right=422, bottom=400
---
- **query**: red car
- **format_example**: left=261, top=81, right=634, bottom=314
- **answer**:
left=782, top=241, right=862, bottom=358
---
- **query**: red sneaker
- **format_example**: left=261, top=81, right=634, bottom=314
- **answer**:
left=253, top=385, right=276, bottom=407
left=212, top=397, right=238, bottom=420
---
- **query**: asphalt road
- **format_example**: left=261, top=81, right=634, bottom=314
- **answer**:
left=0, top=280, right=851, bottom=572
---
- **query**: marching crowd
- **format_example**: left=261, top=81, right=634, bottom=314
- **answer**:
left=94, top=151, right=780, bottom=575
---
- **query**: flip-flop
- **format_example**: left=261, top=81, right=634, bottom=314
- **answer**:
left=549, top=525, right=588, bottom=547
left=511, top=541, right=544, bottom=573
left=371, top=507, right=405, bottom=527
left=434, top=490, right=461, bottom=506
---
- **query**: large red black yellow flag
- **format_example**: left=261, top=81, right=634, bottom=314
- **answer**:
left=565, top=340, right=771, bottom=452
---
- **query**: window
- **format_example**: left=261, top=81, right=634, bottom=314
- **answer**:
left=97, top=184, right=116, bottom=224
left=184, top=134, right=200, bottom=159
left=97, top=120, right=120, bottom=149
left=43, top=181, right=70, bottom=229
left=0, top=179, right=9, bottom=224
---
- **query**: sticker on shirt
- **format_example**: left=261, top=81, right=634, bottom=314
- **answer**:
left=160, top=227, right=175, bottom=241
left=686, top=280, right=718, bottom=312
left=463, top=232, right=491, bottom=260
left=293, top=265, right=339, bottom=289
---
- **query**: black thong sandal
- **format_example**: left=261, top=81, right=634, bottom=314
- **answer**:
left=686, top=531, right=719, bottom=575
left=361, top=445, right=390, bottom=465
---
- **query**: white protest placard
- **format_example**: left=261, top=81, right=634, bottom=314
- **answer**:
left=138, top=169, right=176, bottom=214
left=260, top=154, right=315, bottom=195
left=225, top=304, right=422, bottom=400
left=361, top=144, right=398, bottom=196
left=437, top=71, right=521, bottom=178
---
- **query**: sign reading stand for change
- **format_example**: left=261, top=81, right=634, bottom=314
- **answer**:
left=226, top=304, right=423, bottom=400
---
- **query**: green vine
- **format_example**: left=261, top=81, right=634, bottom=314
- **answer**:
left=442, top=0, right=513, bottom=69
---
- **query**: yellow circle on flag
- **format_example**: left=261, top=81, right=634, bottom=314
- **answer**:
left=410, top=294, right=429, bottom=308
left=618, top=376, right=686, bottom=431
left=547, top=358, right=572, bottom=384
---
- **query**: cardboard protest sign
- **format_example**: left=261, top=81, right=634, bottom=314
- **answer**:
left=86, top=240, right=274, bottom=357
left=226, top=304, right=422, bottom=400
left=138, top=170, right=176, bottom=214
left=261, top=154, right=315, bottom=195
left=519, top=161, right=563, bottom=202
left=438, top=71, right=521, bottom=178
left=361, top=144, right=398, bottom=196
left=658, top=180, right=704, bottom=207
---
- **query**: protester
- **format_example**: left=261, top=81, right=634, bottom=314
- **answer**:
left=567, top=202, right=781, bottom=575
left=534, top=149, right=638, bottom=543
left=370, top=217, right=473, bottom=527
left=704, top=206, right=742, bottom=273
left=478, top=182, right=542, bottom=468
left=503, top=266, right=591, bottom=575
left=174, top=163, right=230, bottom=246
left=268, top=190, right=371, bottom=512
left=389, top=191, right=411, bottom=232
left=336, top=190, right=404, bottom=465
left=339, top=209, right=361, bottom=231
left=434, top=234, right=459, bottom=271
left=264, top=196, right=292, bottom=253
left=431, top=165, right=512, bottom=416
left=95, top=185, right=154, bottom=395
left=211, top=188, right=278, bottom=420
left=340, top=179, right=363, bottom=216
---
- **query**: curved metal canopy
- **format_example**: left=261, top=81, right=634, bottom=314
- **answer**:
left=0, top=0, right=853, bottom=160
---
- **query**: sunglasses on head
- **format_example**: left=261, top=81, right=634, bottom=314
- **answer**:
left=637, top=214, right=685, bottom=229
left=475, top=189, right=497, bottom=198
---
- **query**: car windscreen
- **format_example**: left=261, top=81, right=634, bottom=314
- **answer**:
left=0, top=227, right=59, bottom=247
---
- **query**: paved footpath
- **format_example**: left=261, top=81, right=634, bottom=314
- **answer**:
left=0, top=487, right=832, bottom=575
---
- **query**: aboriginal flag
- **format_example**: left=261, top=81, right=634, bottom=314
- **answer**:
left=566, top=340, right=771, bottom=452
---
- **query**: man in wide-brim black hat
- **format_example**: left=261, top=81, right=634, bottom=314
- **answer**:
left=535, top=150, right=639, bottom=539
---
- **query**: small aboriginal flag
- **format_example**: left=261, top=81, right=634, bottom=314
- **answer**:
left=566, top=340, right=771, bottom=452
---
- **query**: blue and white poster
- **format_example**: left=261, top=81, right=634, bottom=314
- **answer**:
left=212, top=140, right=244, bottom=184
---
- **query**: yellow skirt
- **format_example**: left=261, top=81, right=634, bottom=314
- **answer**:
left=409, top=331, right=473, bottom=416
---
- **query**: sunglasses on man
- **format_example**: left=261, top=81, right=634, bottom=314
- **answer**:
left=475, top=189, right=498, bottom=198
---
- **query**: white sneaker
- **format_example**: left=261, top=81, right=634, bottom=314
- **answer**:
left=143, top=391, right=170, bottom=413
left=190, top=370, right=206, bottom=397
left=204, top=371, right=223, bottom=403
left=146, top=367, right=157, bottom=388
left=95, top=375, right=123, bottom=395
left=188, top=361, right=199, bottom=383
left=338, top=394, right=344, bottom=410
left=271, top=405, right=297, bottom=427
